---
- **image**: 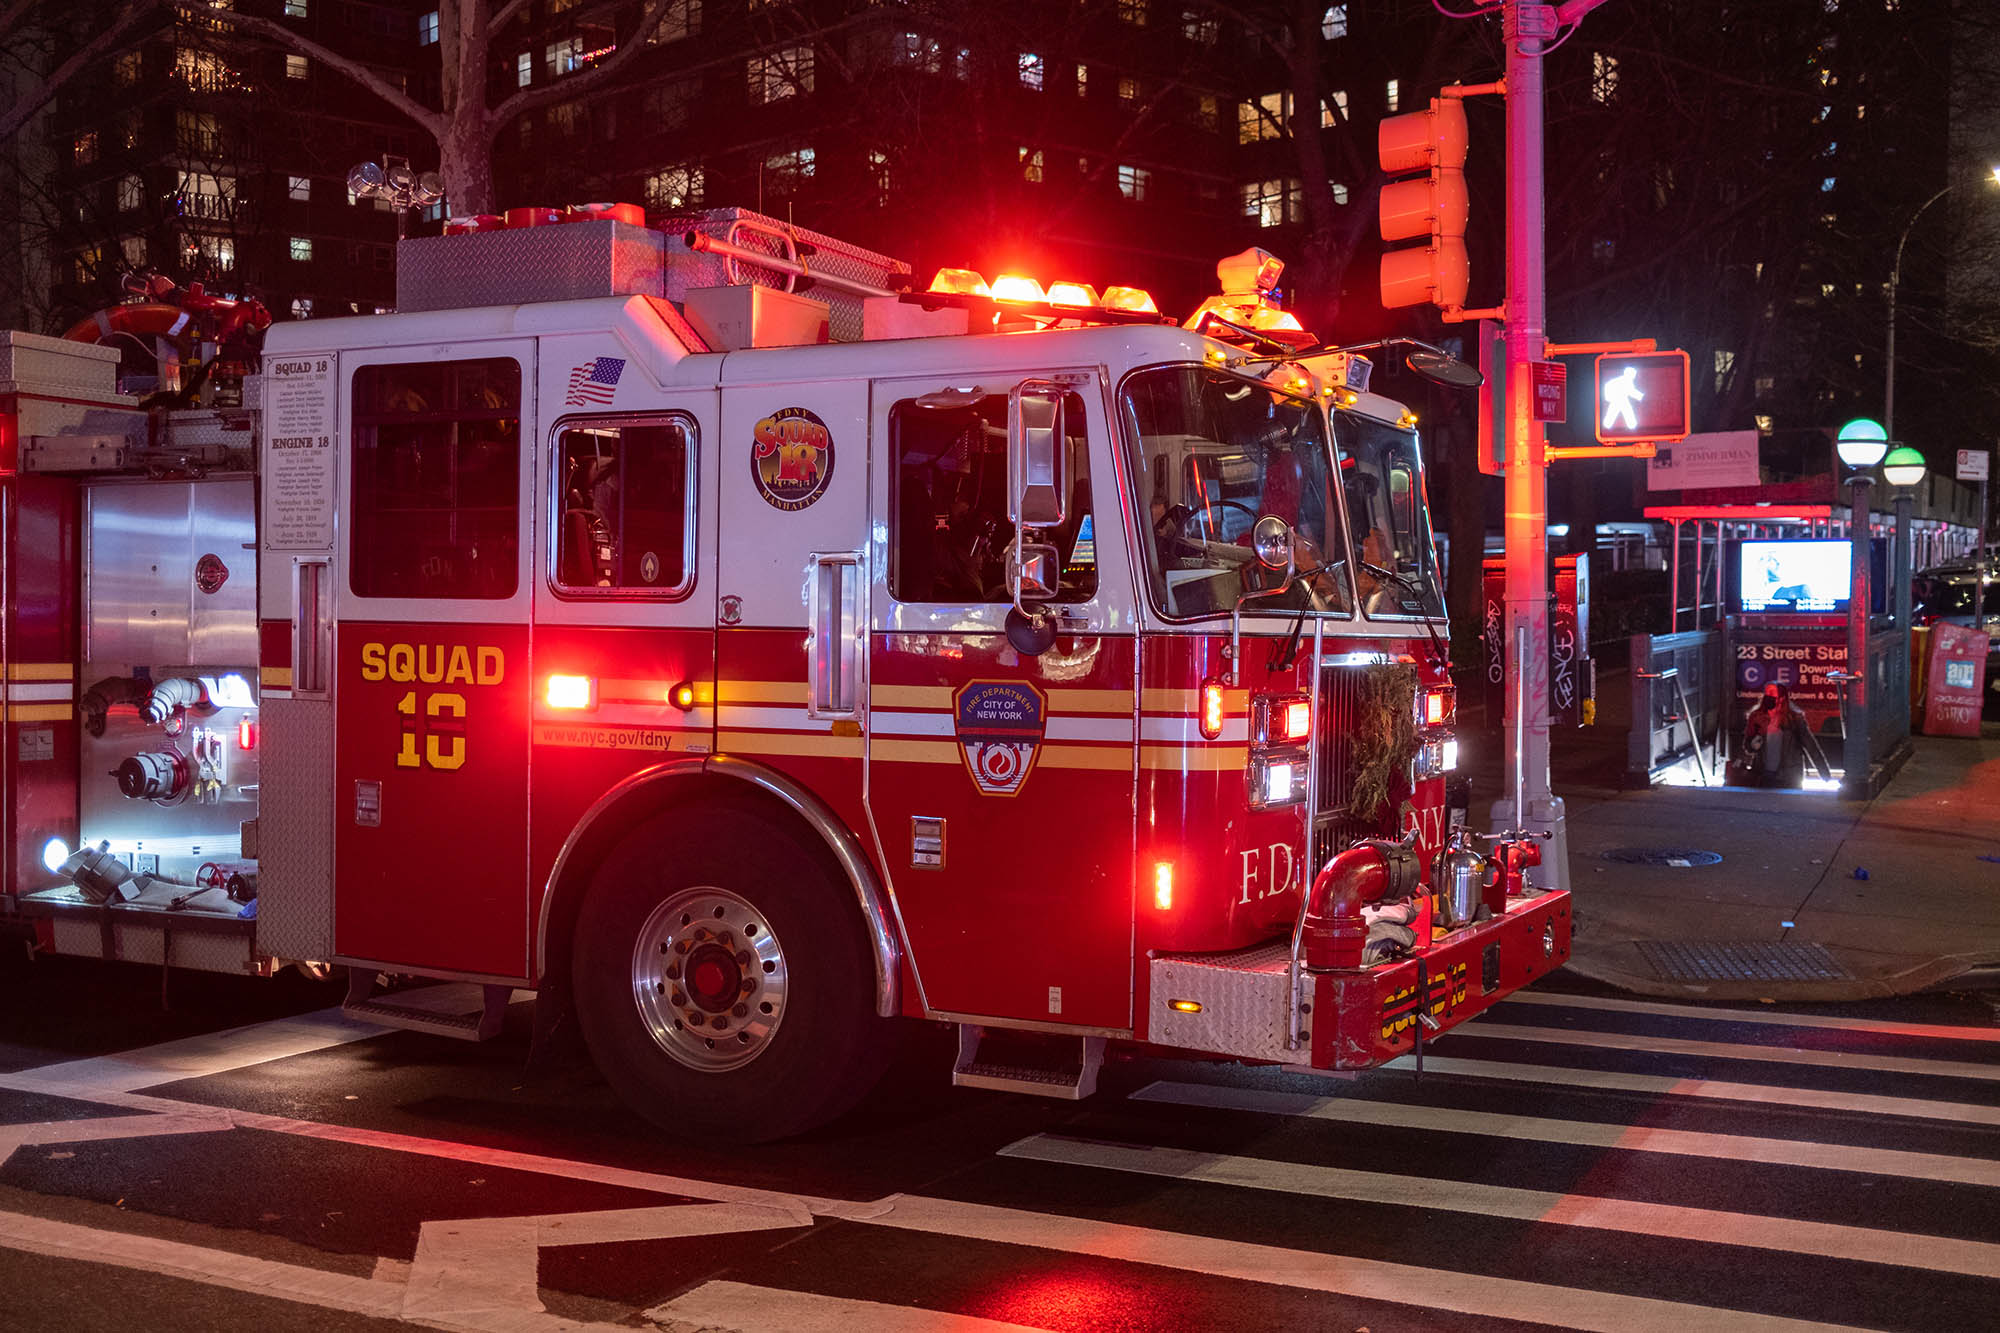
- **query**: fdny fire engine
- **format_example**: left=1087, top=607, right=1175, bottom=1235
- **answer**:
left=0, top=207, right=1568, bottom=1140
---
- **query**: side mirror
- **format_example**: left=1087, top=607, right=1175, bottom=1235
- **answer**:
left=1008, top=382, right=1068, bottom=528
left=1009, top=543, right=1060, bottom=603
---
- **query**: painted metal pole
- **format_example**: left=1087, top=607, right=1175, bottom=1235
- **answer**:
left=1497, top=1, right=1565, bottom=885
left=1845, top=474, right=1872, bottom=794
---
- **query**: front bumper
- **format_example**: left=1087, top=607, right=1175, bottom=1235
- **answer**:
left=1146, top=889, right=1571, bottom=1068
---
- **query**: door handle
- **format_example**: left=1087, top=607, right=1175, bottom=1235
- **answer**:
left=806, top=552, right=862, bottom=718
left=291, top=558, right=332, bottom=697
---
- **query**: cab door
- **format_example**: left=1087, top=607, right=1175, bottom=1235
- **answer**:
left=333, top=344, right=535, bottom=979
left=865, top=374, right=1137, bottom=1031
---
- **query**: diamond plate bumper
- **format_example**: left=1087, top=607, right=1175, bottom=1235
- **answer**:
left=1146, top=890, right=1571, bottom=1069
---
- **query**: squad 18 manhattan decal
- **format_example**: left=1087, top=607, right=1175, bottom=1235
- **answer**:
left=751, top=406, right=835, bottom=511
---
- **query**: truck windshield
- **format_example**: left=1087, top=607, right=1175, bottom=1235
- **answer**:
left=1334, top=409, right=1444, bottom=619
left=1122, top=365, right=1352, bottom=619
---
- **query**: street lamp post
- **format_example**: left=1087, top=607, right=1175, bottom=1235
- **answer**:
left=1836, top=420, right=1889, bottom=795
left=1885, top=446, right=1929, bottom=744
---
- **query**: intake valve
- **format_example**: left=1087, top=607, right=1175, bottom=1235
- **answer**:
left=143, top=676, right=210, bottom=724
left=114, top=750, right=189, bottom=801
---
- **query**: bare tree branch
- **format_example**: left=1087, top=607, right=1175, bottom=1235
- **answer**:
left=0, top=1, right=159, bottom=142
left=179, top=1, right=443, bottom=136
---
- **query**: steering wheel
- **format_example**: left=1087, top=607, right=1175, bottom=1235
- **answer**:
left=1169, top=499, right=1260, bottom=554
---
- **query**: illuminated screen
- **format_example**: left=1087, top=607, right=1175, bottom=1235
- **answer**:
left=1739, top=540, right=1851, bottom=613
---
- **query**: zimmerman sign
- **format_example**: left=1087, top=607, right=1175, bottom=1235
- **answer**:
left=1646, top=430, right=1761, bottom=492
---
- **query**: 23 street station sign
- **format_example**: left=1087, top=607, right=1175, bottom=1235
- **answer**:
left=1594, top=350, right=1691, bottom=444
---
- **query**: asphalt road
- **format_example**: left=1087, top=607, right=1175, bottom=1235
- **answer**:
left=1, top=947, right=1996, bottom=1332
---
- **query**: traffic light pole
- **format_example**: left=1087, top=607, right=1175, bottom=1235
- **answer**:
left=1492, top=1, right=1567, bottom=889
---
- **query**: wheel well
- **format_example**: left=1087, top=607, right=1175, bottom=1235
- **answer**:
left=535, top=767, right=898, bottom=1019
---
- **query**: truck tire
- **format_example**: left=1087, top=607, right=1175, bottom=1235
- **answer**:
left=571, top=802, right=896, bottom=1142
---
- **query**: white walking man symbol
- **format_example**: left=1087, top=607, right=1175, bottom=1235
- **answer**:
left=1602, top=365, right=1644, bottom=431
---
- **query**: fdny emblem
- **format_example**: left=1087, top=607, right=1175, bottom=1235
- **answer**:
left=751, top=406, right=835, bottom=511
left=954, top=680, right=1046, bottom=797
left=193, top=553, right=229, bottom=594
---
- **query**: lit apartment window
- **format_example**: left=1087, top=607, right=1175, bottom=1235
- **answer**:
left=117, top=175, right=143, bottom=210
left=867, top=149, right=890, bottom=204
left=1322, top=4, right=1347, bottom=39
left=287, top=54, right=308, bottom=79
left=1021, top=147, right=1044, bottom=182
left=763, top=147, right=814, bottom=190
left=517, top=53, right=532, bottom=86
left=546, top=37, right=584, bottom=79
left=1821, top=176, right=1836, bottom=192
left=288, top=175, right=310, bottom=200
left=1020, top=53, right=1043, bottom=90
left=649, top=0, right=700, bottom=44
left=291, top=298, right=314, bottom=318
left=645, top=163, right=703, bottom=210
left=284, top=0, right=307, bottom=16
left=1331, top=181, right=1348, bottom=205
left=1118, top=165, right=1150, bottom=200
left=1591, top=52, right=1618, bottom=103
left=115, top=51, right=141, bottom=86
left=1196, top=94, right=1219, bottom=132
left=1182, top=10, right=1218, bottom=44
left=290, top=236, right=313, bottom=261
left=1385, top=78, right=1399, bottom=112
left=1118, top=0, right=1147, bottom=25
left=122, top=236, right=145, bottom=266
left=1240, top=178, right=1301, bottom=227
left=1239, top=92, right=1286, bottom=143
left=1119, top=76, right=1137, bottom=102
left=1325, top=89, right=1346, bottom=124
left=419, top=11, right=438, bottom=44
left=750, top=45, right=814, bottom=103
left=73, top=131, right=98, bottom=165
left=1076, top=64, right=1087, bottom=96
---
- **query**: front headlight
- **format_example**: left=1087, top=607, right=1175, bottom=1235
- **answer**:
left=1248, top=749, right=1308, bottom=810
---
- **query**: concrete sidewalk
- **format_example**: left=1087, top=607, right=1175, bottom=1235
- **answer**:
left=1467, top=670, right=2000, bottom=1002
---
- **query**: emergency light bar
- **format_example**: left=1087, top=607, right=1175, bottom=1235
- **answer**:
left=912, top=268, right=1168, bottom=327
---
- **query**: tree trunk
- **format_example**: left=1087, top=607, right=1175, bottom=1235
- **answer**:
left=439, top=113, right=498, bottom=216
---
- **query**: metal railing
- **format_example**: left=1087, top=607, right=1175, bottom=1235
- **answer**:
left=1626, top=628, right=1730, bottom=785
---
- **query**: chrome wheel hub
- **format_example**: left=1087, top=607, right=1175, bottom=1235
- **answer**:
left=630, top=887, right=787, bottom=1072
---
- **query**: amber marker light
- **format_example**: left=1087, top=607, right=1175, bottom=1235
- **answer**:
left=1102, top=285, right=1159, bottom=314
left=1423, top=686, right=1455, bottom=728
left=1046, top=281, right=1099, bottom=308
left=1199, top=678, right=1226, bottom=740
left=1153, top=860, right=1175, bottom=911
left=545, top=674, right=597, bottom=710
left=928, top=267, right=991, bottom=297
left=1282, top=698, right=1312, bottom=743
left=668, top=681, right=698, bottom=710
left=1169, top=998, right=1203, bottom=1013
left=990, top=273, right=1047, bottom=303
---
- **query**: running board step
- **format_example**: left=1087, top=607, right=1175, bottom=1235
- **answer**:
left=952, top=1025, right=1104, bottom=1100
left=343, top=972, right=512, bottom=1042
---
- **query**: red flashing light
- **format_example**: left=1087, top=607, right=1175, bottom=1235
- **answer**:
left=1281, top=698, right=1311, bottom=743
left=928, top=267, right=991, bottom=297
left=1423, top=686, right=1455, bottom=728
left=1046, top=281, right=1099, bottom=308
left=1199, top=678, right=1226, bottom=740
left=1153, top=860, right=1174, bottom=911
left=237, top=716, right=256, bottom=750
left=990, top=274, right=1047, bottom=304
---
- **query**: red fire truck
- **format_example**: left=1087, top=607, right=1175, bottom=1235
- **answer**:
left=0, top=207, right=1568, bottom=1139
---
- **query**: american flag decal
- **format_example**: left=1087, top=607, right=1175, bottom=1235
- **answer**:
left=564, top=356, right=626, bottom=406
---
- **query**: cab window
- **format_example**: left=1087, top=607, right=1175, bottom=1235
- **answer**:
left=551, top=416, right=695, bottom=596
left=887, top=390, right=1096, bottom=604
left=350, top=357, right=520, bottom=599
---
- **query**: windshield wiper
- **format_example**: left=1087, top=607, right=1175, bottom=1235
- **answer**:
left=1358, top=560, right=1449, bottom=667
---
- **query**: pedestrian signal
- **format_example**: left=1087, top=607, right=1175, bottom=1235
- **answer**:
left=1593, top=350, right=1690, bottom=444
left=1377, top=96, right=1469, bottom=310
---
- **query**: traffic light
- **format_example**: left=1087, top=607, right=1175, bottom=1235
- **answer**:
left=1593, top=350, right=1690, bottom=443
left=1377, top=96, right=1469, bottom=310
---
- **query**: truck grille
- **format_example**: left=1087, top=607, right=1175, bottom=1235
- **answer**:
left=1312, top=665, right=1397, bottom=870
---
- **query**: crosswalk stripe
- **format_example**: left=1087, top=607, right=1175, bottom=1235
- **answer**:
left=1131, top=1080, right=2000, bottom=1188
left=1001, top=1134, right=2000, bottom=1281
left=645, top=1280, right=1047, bottom=1332
left=862, top=1193, right=1870, bottom=1333
left=1502, top=991, right=2000, bottom=1043
left=1381, top=1053, right=2000, bottom=1126
left=1455, top=1021, right=2000, bottom=1082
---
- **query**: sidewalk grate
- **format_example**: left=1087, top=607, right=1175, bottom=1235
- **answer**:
left=1601, top=848, right=1724, bottom=867
left=1636, top=940, right=1851, bottom=983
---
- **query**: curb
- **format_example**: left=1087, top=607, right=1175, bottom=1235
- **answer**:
left=1563, top=943, right=2000, bottom=1003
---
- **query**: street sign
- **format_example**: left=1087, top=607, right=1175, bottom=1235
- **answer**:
left=1531, top=360, right=1567, bottom=423
left=1957, top=449, right=1989, bottom=482
left=1594, top=350, right=1690, bottom=444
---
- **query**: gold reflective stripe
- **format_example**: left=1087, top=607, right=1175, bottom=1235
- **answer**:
left=871, top=738, right=959, bottom=765
left=718, top=731, right=863, bottom=759
left=870, top=684, right=954, bottom=709
left=7, top=704, right=71, bottom=722
left=1041, top=746, right=1132, bottom=771
left=717, top=680, right=808, bottom=704
left=1140, top=745, right=1247, bottom=771
left=261, top=667, right=294, bottom=687
left=1141, top=687, right=1247, bottom=714
left=7, top=664, right=72, bottom=682
left=1048, top=689, right=1136, bottom=714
